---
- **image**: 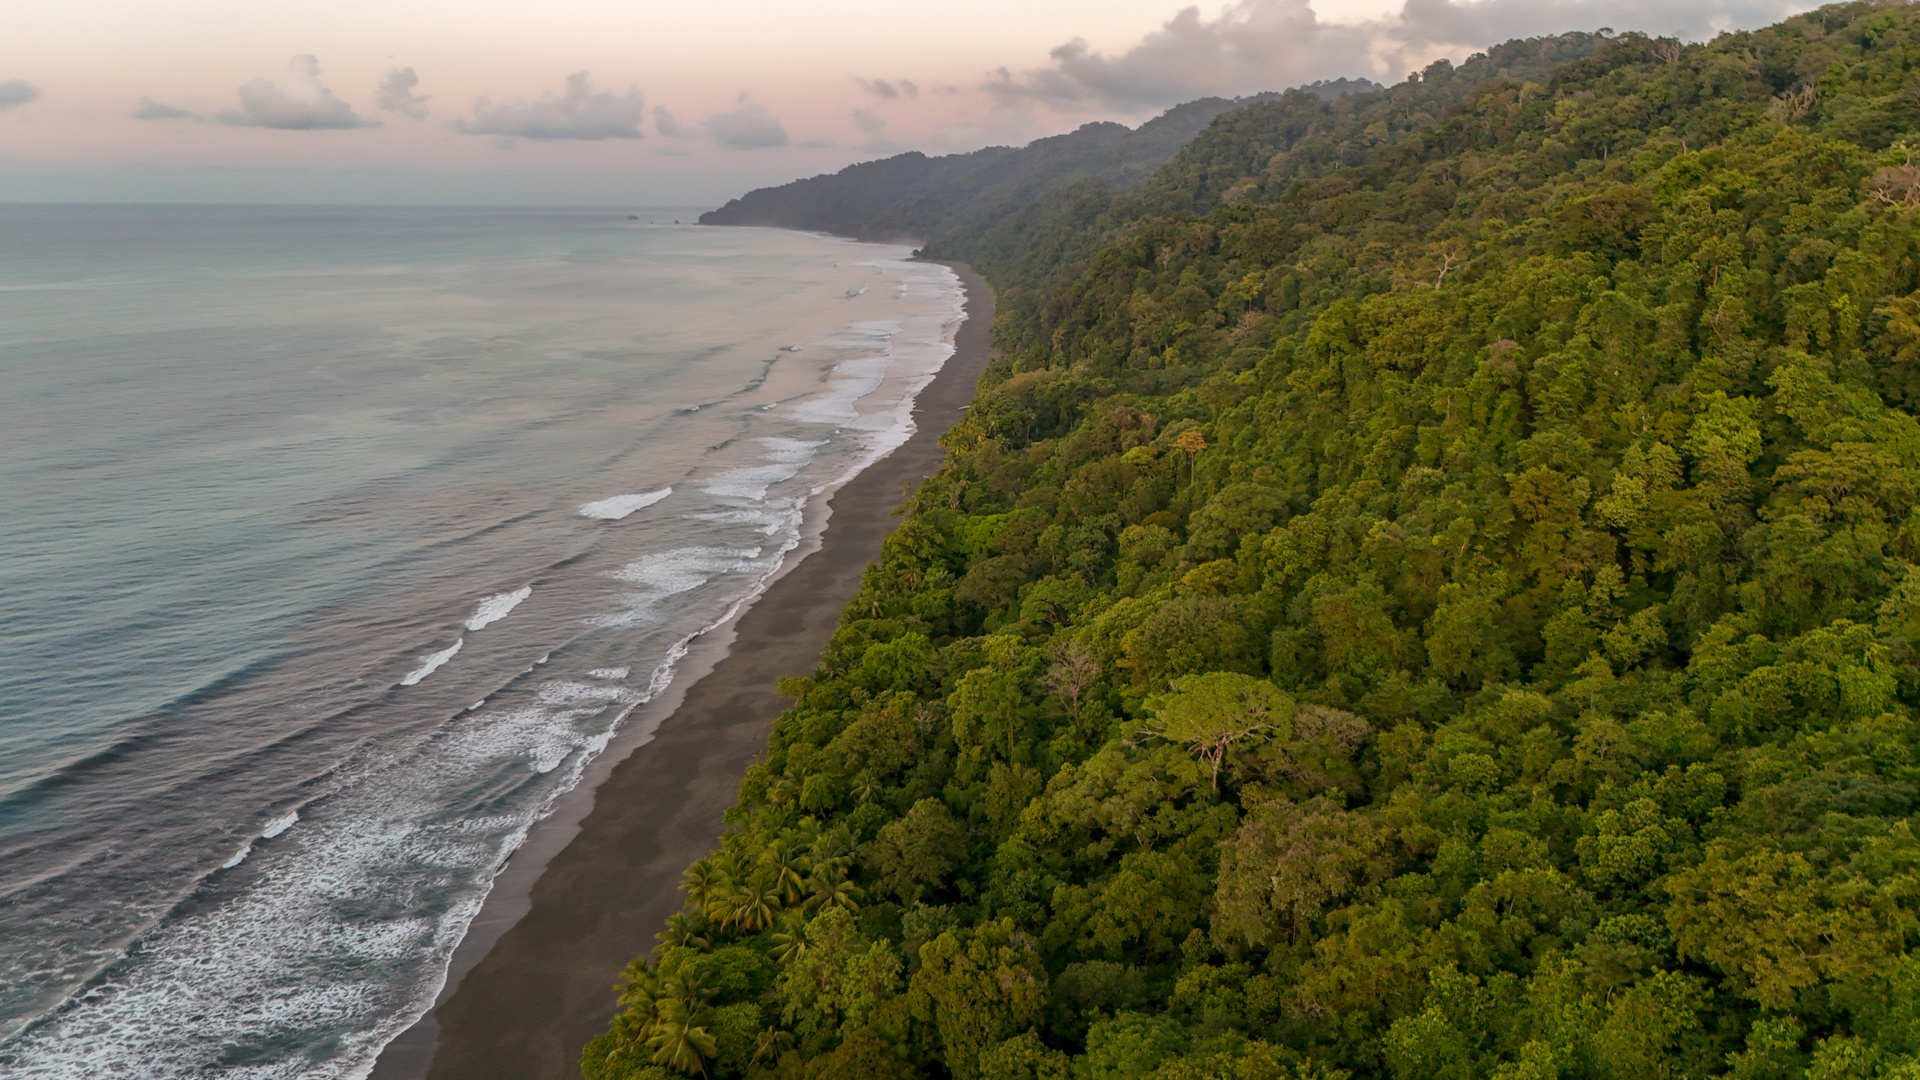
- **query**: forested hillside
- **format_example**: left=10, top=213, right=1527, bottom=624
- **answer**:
left=698, top=81, right=1379, bottom=246
left=928, top=35, right=1605, bottom=330
left=592, top=5, right=1920, bottom=1079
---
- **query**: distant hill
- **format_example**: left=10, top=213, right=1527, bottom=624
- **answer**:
left=934, top=32, right=1610, bottom=340
left=696, top=79, right=1383, bottom=244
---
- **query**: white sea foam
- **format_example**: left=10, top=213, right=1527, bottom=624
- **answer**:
left=691, top=504, right=791, bottom=536
left=808, top=266, right=965, bottom=475
left=538, top=680, right=640, bottom=704
left=784, top=322, right=903, bottom=427
left=761, top=437, right=826, bottom=461
left=400, top=639, right=462, bottom=686
left=700, top=463, right=805, bottom=501
left=465, top=586, right=531, bottom=631
left=610, top=546, right=762, bottom=588
left=0, top=229, right=969, bottom=1080
left=578, top=488, right=671, bottom=520
left=2, top=660, right=677, bottom=1078
left=260, top=812, right=298, bottom=839
left=587, top=667, right=630, bottom=680
left=694, top=438, right=825, bottom=501
left=595, top=546, right=764, bottom=629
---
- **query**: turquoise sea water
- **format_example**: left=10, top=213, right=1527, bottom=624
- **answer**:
left=0, top=205, right=961, bottom=1076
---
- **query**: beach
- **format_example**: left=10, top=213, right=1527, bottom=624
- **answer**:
left=369, top=260, right=995, bottom=1080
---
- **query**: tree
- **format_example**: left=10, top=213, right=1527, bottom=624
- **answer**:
left=1041, top=637, right=1102, bottom=730
left=978, top=1031, right=1069, bottom=1080
left=647, top=998, right=718, bottom=1077
left=715, top=869, right=783, bottom=932
left=1664, top=834, right=1920, bottom=1010
left=681, top=859, right=719, bottom=915
left=762, top=835, right=812, bottom=904
left=806, top=857, right=866, bottom=914
left=657, top=912, right=709, bottom=952
left=1172, top=428, right=1208, bottom=485
left=865, top=798, right=966, bottom=904
left=1140, top=672, right=1295, bottom=788
left=1213, top=795, right=1386, bottom=946
left=1424, top=578, right=1515, bottom=688
left=1077, top=1011, right=1187, bottom=1080
left=908, top=920, right=1048, bottom=1080
left=779, top=908, right=903, bottom=1039
left=948, top=635, right=1043, bottom=765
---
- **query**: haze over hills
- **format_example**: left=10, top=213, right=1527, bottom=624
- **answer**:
left=698, top=79, right=1383, bottom=246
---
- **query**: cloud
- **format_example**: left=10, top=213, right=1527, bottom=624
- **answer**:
left=376, top=67, right=430, bottom=119
left=986, top=0, right=1812, bottom=109
left=217, top=55, right=376, bottom=129
left=855, top=77, right=918, bottom=100
left=987, top=0, right=1375, bottom=108
left=455, top=72, right=645, bottom=140
left=655, top=105, right=687, bottom=137
left=705, top=95, right=789, bottom=149
left=132, top=98, right=199, bottom=120
left=0, top=79, right=40, bottom=110
left=1392, top=0, right=1806, bottom=51
left=852, top=107, right=898, bottom=153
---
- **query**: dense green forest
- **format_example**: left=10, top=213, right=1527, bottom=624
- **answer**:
left=591, top=5, right=1920, bottom=1078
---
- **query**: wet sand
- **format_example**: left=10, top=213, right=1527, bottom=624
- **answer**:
left=370, top=260, right=994, bottom=1080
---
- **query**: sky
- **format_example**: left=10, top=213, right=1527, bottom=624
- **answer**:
left=0, top=0, right=1818, bottom=206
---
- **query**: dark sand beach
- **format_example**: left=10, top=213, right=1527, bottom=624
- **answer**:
left=370, top=261, right=994, bottom=1080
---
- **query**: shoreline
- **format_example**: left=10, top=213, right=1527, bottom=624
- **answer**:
left=368, top=258, right=995, bottom=1080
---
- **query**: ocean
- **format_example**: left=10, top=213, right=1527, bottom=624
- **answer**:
left=0, top=205, right=962, bottom=1076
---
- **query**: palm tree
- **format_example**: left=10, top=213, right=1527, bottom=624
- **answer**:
left=679, top=859, right=718, bottom=914
left=768, top=910, right=810, bottom=964
left=656, top=911, right=709, bottom=951
left=615, top=958, right=660, bottom=1009
left=812, top=825, right=855, bottom=862
left=611, top=993, right=659, bottom=1049
left=751, top=1028, right=795, bottom=1066
left=850, top=769, right=880, bottom=805
left=724, top=869, right=783, bottom=931
left=703, top=849, right=746, bottom=926
left=807, top=859, right=865, bottom=914
left=710, top=846, right=746, bottom=884
left=788, top=817, right=823, bottom=851
left=760, top=836, right=810, bottom=904
left=647, top=998, right=717, bottom=1077
left=661, top=968, right=712, bottom=1010
left=610, top=967, right=663, bottom=1071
